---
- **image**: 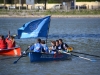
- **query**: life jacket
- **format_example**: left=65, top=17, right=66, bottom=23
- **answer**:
left=50, top=46, right=57, bottom=54
left=33, top=43, right=42, bottom=53
left=56, top=45, right=60, bottom=50
left=0, top=39, right=7, bottom=49
left=41, top=44, right=49, bottom=53
left=6, top=38, right=15, bottom=49
left=58, top=43, right=68, bottom=50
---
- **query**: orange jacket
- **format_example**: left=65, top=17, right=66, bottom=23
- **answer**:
left=0, top=39, right=7, bottom=49
left=6, top=38, right=15, bottom=49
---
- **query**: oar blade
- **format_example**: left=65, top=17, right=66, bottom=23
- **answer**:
left=13, top=56, right=22, bottom=64
left=13, top=61, right=17, bottom=64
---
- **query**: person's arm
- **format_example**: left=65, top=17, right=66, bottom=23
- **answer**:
left=49, top=46, right=52, bottom=50
left=29, top=45, right=34, bottom=51
left=5, top=37, right=9, bottom=42
left=7, top=31, right=10, bottom=39
left=45, top=46, right=49, bottom=53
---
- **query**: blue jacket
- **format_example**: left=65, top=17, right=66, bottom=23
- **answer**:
left=30, top=43, right=42, bottom=52
left=41, top=44, right=49, bottom=53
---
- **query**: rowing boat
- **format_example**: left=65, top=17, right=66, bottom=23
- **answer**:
left=28, top=52, right=71, bottom=62
left=0, top=47, right=21, bottom=56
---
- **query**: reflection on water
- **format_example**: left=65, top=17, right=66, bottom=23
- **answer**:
left=0, top=17, right=100, bottom=75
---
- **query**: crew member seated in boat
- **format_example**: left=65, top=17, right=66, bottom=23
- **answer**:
left=6, top=35, right=15, bottom=49
left=55, top=40, right=60, bottom=50
left=30, top=38, right=43, bottom=53
left=49, top=41, right=57, bottom=54
left=41, top=40, right=49, bottom=53
left=58, top=39, right=69, bottom=52
left=0, top=35, right=7, bottom=49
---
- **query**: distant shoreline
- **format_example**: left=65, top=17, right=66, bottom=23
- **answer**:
left=0, top=15, right=100, bottom=18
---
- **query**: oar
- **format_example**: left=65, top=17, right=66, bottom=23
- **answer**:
left=67, top=47, right=100, bottom=58
left=71, top=51, right=100, bottom=58
left=13, top=46, right=31, bottom=64
left=71, top=54, right=96, bottom=62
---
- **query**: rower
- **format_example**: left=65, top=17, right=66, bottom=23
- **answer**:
left=6, top=36, right=16, bottom=49
left=58, top=39, right=69, bottom=52
left=6, top=31, right=16, bottom=49
left=41, top=40, right=49, bottom=53
left=0, top=35, right=7, bottom=49
left=29, top=38, right=43, bottom=53
left=49, top=41, right=57, bottom=54
left=55, top=40, right=60, bottom=50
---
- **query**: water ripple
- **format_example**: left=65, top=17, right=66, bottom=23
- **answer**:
left=48, top=34, right=100, bottom=38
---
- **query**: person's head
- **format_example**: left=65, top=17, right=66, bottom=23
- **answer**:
left=59, top=39, right=63, bottom=44
left=51, top=41, right=56, bottom=46
left=9, top=36, right=14, bottom=40
left=0, top=35, right=4, bottom=40
left=37, top=38, right=41, bottom=43
left=56, top=40, right=59, bottom=46
left=41, top=40, right=45, bottom=44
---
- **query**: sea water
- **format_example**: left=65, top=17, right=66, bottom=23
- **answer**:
left=0, top=17, right=100, bottom=75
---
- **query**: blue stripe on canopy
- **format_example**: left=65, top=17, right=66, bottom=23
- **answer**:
left=17, top=16, right=51, bottom=39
